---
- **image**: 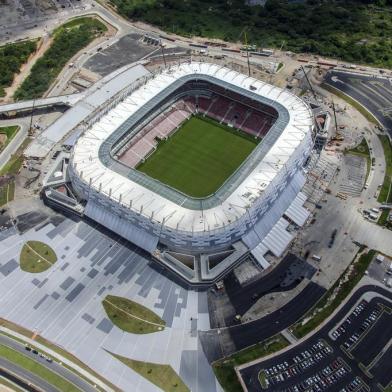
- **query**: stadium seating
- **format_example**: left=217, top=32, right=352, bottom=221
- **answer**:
left=118, top=90, right=276, bottom=168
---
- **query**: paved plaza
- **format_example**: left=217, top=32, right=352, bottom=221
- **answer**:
left=0, top=213, right=218, bottom=392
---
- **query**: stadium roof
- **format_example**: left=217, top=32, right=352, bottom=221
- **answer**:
left=25, top=64, right=149, bottom=158
left=72, top=62, right=313, bottom=233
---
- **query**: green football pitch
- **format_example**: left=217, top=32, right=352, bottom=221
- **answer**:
left=136, top=115, right=258, bottom=197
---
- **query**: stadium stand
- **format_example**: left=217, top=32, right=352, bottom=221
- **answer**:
left=117, top=87, right=277, bottom=168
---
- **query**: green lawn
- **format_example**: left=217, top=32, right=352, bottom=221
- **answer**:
left=0, top=344, right=80, bottom=392
left=137, top=115, right=258, bottom=197
left=20, top=241, right=57, bottom=273
left=0, top=137, right=30, bottom=207
left=0, top=126, right=19, bottom=152
left=377, top=135, right=392, bottom=203
left=109, top=351, right=189, bottom=392
left=102, top=295, right=165, bottom=334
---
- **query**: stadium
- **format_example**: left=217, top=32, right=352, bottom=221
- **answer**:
left=68, top=62, right=314, bottom=284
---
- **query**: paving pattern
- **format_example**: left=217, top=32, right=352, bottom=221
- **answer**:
left=0, top=215, right=218, bottom=392
left=338, top=155, right=366, bottom=197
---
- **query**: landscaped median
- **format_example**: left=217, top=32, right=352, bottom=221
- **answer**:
left=0, top=126, right=20, bottom=152
left=108, top=351, right=189, bottom=392
left=291, top=249, right=376, bottom=339
left=0, top=137, right=30, bottom=207
left=102, top=295, right=166, bottom=334
left=212, top=334, right=289, bottom=392
left=19, top=241, right=57, bottom=273
left=0, top=344, right=80, bottom=392
left=377, top=135, right=392, bottom=203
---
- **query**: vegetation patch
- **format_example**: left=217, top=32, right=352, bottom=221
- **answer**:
left=377, top=135, right=392, bottom=203
left=0, top=344, right=80, bottom=392
left=109, top=351, right=189, bottom=392
left=0, top=40, right=37, bottom=97
left=212, top=334, right=289, bottom=392
left=292, top=249, right=376, bottom=339
left=20, top=241, right=57, bottom=273
left=110, top=1, right=392, bottom=68
left=14, top=17, right=106, bottom=100
left=102, top=295, right=165, bottom=334
left=0, top=137, right=30, bottom=207
left=0, top=126, right=19, bottom=151
left=258, top=370, right=268, bottom=389
left=136, top=115, right=258, bottom=197
left=377, top=208, right=392, bottom=229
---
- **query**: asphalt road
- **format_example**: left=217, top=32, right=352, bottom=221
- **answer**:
left=324, top=70, right=392, bottom=135
left=240, top=285, right=392, bottom=392
left=225, top=253, right=316, bottom=317
left=0, top=334, right=97, bottom=392
left=0, top=367, right=40, bottom=391
left=200, top=281, right=326, bottom=362
left=0, top=357, right=56, bottom=392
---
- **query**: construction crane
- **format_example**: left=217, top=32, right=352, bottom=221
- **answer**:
left=301, top=65, right=316, bottom=100
left=244, top=31, right=251, bottom=77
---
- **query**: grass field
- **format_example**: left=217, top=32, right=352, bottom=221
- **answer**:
left=377, top=135, right=392, bottom=203
left=102, top=295, right=165, bottom=334
left=20, top=241, right=57, bottom=273
left=137, top=115, right=258, bottom=197
left=109, top=351, right=189, bottom=392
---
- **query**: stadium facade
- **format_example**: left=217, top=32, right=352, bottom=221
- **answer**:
left=68, top=62, right=314, bottom=284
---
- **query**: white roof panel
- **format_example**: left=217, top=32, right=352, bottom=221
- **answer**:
left=72, top=63, right=313, bottom=233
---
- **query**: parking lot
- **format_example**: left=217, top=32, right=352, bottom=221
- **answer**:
left=239, top=285, right=392, bottom=392
left=84, top=33, right=158, bottom=76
